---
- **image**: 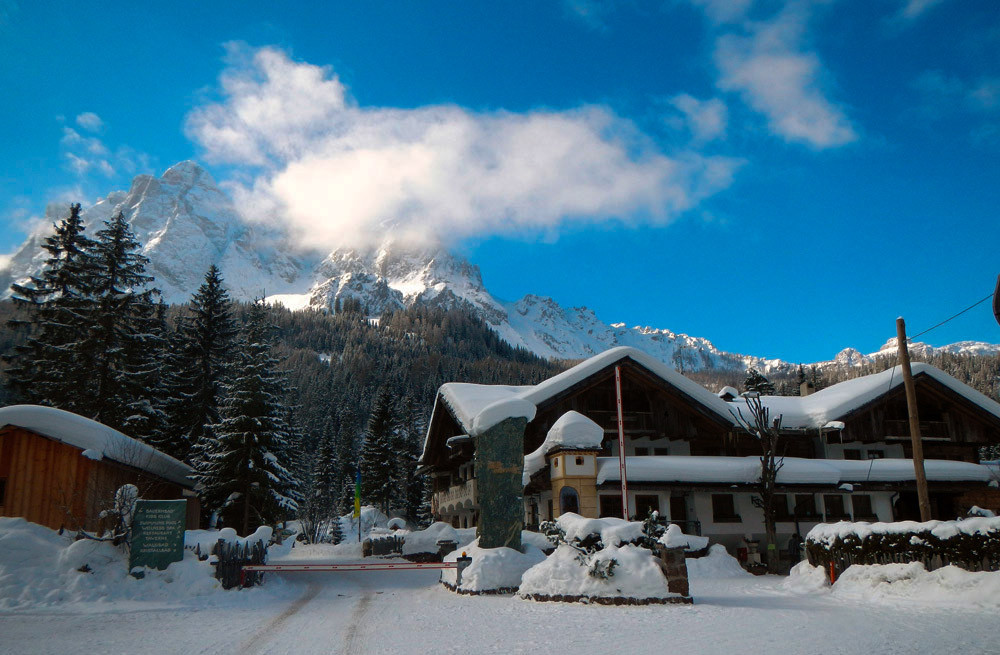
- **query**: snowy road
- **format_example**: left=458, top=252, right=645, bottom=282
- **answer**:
left=1, top=565, right=996, bottom=655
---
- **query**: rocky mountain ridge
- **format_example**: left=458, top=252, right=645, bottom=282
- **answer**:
left=3, top=161, right=997, bottom=374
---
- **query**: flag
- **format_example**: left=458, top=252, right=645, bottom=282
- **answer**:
left=353, top=468, right=361, bottom=518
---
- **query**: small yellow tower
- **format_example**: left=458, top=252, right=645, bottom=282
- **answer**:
left=537, top=411, right=605, bottom=519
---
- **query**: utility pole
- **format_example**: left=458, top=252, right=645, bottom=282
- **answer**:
left=896, top=317, right=932, bottom=522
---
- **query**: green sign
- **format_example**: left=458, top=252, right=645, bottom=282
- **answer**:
left=129, top=499, right=187, bottom=573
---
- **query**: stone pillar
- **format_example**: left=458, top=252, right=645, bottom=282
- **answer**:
left=475, top=417, right=526, bottom=551
left=656, top=544, right=692, bottom=601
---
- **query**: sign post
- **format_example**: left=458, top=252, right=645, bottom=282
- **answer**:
left=129, top=499, right=187, bottom=574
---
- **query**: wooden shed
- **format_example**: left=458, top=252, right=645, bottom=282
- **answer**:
left=0, top=405, right=198, bottom=532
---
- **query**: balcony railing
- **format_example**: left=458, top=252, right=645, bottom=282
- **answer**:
left=436, top=479, right=477, bottom=508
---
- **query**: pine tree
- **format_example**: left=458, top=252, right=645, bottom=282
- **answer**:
left=743, top=368, right=776, bottom=396
left=300, top=418, right=339, bottom=543
left=335, top=406, right=360, bottom=514
left=162, top=265, right=237, bottom=461
left=78, top=212, right=162, bottom=434
left=360, top=386, right=398, bottom=514
left=5, top=203, right=97, bottom=409
left=196, top=300, right=301, bottom=535
left=396, top=395, right=428, bottom=521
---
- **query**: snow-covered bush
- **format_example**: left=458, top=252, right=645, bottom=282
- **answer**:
left=806, top=516, right=1000, bottom=573
left=440, top=539, right=546, bottom=593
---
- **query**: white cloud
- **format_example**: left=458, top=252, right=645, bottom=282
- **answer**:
left=75, top=112, right=104, bottom=132
left=186, top=45, right=741, bottom=250
left=913, top=71, right=1000, bottom=141
left=898, top=0, right=945, bottom=21
left=668, top=94, right=728, bottom=142
left=712, top=4, right=857, bottom=148
left=686, top=0, right=753, bottom=25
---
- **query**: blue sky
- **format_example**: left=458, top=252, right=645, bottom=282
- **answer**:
left=1, top=0, right=998, bottom=363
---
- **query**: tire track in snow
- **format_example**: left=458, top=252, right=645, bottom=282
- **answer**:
left=237, top=582, right=321, bottom=655
left=342, top=591, right=375, bottom=655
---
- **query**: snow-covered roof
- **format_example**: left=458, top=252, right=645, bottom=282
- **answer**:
left=437, top=346, right=737, bottom=437
left=0, top=405, right=193, bottom=487
left=737, top=363, right=1000, bottom=430
left=594, top=456, right=994, bottom=486
left=523, top=411, right=603, bottom=484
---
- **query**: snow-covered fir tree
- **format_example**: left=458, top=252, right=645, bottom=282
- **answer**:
left=76, top=211, right=164, bottom=435
left=360, top=386, right=399, bottom=514
left=396, top=395, right=429, bottom=522
left=161, top=265, right=237, bottom=461
left=195, top=300, right=301, bottom=535
left=5, top=203, right=97, bottom=411
left=299, top=418, right=339, bottom=543
left=743, top=367, right=776, bottom=396
left=335, top=406, right=360, bottom=515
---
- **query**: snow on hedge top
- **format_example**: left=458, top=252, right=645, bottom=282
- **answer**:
left=743, top=363, right=1000, bottom=429
left=806, top=516, right=1000, bottom=545
left=523, top=411, right=603, bottom=484
left=0, top=405, right=192, bottom=486
left=555, top=512, right=645, bottom=547
left=435, top=347, right=735, bottom=441
left=596, top=456, right=993, bottom=485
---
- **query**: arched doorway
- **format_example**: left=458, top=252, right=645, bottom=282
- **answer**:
left=560, top=486, right=580, bottom=515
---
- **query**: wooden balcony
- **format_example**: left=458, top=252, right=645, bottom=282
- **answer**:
left=436, top=478, right=477, bottom=509
left=884, top=419, right=951, bottom=440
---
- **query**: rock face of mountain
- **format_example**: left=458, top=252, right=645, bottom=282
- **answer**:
left=3, top=162, right=998, bottom=373
left=1, top=162, right=314, bottom=303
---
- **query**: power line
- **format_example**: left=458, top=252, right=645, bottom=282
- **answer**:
left=908, top=291, right=994, bottom=341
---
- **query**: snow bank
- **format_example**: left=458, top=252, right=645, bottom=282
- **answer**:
left=0, top=518, right=222, bottom=610
left=833, top=563, right=1000, bottom=608
left=555, top=513, right=645, bottom=547
left=686, top=544, right=751, bottom=579
left=783, top=560, right=831, bottom=594
left=184, top=526, right=273, bottom=556
left=518, top=544, right=676, bottom=601
left=440, top=539, right=546, bottom=593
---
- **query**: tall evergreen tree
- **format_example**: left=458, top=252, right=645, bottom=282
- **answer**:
left=5, top=203, right=97, bottom=409
left=396, top=395, right=428, bottom=521
left=743, top=368, right=776, bottom=396
left=196, top=300, right=301, bottom=535
left=161, top=265, right=237, bottom=460
left=334, top=406, right=360, bottom=514
left=360, top=386, right=398, bottom=514
left=78, top=211, right=162, bottom=434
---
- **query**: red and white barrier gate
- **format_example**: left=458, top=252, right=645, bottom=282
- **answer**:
left=239, top=560, right=467, bottom=587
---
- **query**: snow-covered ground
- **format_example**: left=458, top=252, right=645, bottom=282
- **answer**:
left=2, top=526, right=997, bottom=655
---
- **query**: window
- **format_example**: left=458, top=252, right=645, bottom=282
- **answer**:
left=600, top=495, right=621, bottom=518
left=0, top=478, right=5, bottom=506
left=635, top=495, right=660, bottom=519
left=560, top=487, right=580, bottom=515
left=712, top=494, right=741, bottom=522
left=824, top=495, right=849, bottom=520
left=553, top=458, right=559, bottom=468
left=575, top=456, right=584, bottom=466
left=852, top=494, right=875, bottom=519
left=793, top=494, right=817, bottom=518
left=547, top=500, right=553, bottom=520
left=653, top=447, right=669, bottom=456
left=866, top=450, right=885, bottom=459
left=773, top=494, right=793, bottom=520
left=843, top=449, right=862, bottom=460
left=634, top=447, right=649, bottom=456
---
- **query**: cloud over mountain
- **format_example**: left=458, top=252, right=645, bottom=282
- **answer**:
left=185, top=44, right=741, bottom=251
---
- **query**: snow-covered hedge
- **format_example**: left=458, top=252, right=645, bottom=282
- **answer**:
left=518, top=544, right=681, bottom=604
left=805, top=516, right=1000, bottom=574
left=440, top=539, right=546, bottom=594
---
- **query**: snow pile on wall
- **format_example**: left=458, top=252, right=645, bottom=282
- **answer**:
left=518, top=543, right=676, bottom=601
left=401, top=522, right=461, bottom=556
left=0, top=518, right=223, bottom=610
left=555, top=513, right=645, bottom=547
left=659, top=524, right=710, bottom=552
left=686, top=544, right=751, bottom=579
left=785, top=560, right=1000, bottom=608
left=523, top=411, right=603, bottom=483
left=440, top=539, right=546, bottom=593
left=184, top=526, right=273, bottom=556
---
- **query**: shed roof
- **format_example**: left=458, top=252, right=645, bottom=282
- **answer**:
left=0, top=405, right=193, bottom=487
